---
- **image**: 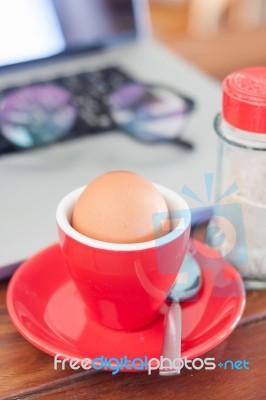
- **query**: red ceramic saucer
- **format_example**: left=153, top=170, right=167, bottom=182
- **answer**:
left=7, top=241, right=245, bottom=372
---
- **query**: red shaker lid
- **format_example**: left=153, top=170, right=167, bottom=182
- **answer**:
left=223, top=67, right=266, bottom=134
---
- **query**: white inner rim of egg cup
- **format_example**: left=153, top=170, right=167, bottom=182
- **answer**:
left=56, top=184, right=191, bottom=251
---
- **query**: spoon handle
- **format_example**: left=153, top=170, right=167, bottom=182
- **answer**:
left=159, top=302, right=182, bottom=376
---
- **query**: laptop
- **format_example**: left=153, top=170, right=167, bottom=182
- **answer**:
left=0, top=0, right=221, bottom=277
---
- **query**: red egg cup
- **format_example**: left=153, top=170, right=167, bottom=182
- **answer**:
left=56, top=184, right=191, bottom=331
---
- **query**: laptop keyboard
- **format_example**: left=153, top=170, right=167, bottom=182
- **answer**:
left=50, top=67, right=134, bottom=134
left=0, top=66, right=135, bottom=154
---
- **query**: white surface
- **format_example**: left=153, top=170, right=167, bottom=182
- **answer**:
left=0, top=0, right=65, bottom=66
left=0, top=39, right=221, bottom=266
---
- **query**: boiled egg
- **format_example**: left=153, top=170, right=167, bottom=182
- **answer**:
left=72, top=171, right=170, bottom=243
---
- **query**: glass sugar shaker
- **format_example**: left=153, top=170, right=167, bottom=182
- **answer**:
left=207, top=67, right=266, bottom=289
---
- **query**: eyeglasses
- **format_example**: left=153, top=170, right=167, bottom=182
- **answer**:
left=109, top=83, right=195, bottom=150
left=0, top=82, right=195, bottom=154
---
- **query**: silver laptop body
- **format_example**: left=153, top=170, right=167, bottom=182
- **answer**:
left=0, top=0, right=220, bottom=273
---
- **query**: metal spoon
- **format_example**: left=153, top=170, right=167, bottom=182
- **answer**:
left=159, top=253, right=202, bottom=376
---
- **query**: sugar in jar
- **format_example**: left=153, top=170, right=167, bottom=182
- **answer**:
left=207, top=67, right=266, bottom=289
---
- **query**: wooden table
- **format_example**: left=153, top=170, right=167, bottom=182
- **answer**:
left=1, top=231, right=266, bottom=400
left=150, top=1, right=266, bottom=80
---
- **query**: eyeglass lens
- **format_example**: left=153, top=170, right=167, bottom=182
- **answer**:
left=0, top=84, right=77, bottom=148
